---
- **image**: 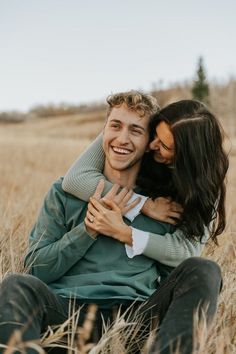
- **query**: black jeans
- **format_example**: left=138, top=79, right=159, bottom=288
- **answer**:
left=0, top=257, right=222, bottom=354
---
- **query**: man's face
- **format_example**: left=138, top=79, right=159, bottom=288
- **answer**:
left=103, top=104, right=150, bottom=171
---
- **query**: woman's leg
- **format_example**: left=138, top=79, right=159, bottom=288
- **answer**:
left=137, top=257, right=222, bottom=354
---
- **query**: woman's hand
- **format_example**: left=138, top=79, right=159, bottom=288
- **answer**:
left=141, top=197, right=183, bottom=225
left=85, top=197, right=132, bottom=245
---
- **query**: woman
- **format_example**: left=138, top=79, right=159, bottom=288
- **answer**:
left=62, top=98, right=229, bottom=266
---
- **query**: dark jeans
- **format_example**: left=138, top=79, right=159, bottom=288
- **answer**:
left=0, top=257, right=222, bottom=354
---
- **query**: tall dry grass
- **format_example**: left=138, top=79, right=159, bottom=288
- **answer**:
left=0, top=113, right=235, bottom=353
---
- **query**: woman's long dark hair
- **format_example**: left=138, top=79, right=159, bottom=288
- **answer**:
left=137, top=100, right=229, bottom=243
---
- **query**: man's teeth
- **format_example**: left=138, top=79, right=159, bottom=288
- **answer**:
left=112, top=147, right=131, bottom=154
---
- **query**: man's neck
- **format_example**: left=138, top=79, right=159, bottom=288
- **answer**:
left=103, top=161, right=140, bottom=189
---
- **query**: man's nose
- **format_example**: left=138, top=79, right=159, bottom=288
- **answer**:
left=117, top=129, right=130, bottom=144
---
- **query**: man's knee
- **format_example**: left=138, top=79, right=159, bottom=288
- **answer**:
left=181, top=257, right=221, bottom=277
left=1, top=273, right=46, bottom=296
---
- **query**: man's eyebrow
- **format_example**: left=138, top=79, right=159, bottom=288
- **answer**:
left=109, top=119, right=146, bottom=132
left=109, top=119, right=121, bottom=123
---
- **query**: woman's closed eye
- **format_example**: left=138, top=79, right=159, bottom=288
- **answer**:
left=160, top=142, right=172, bottom=151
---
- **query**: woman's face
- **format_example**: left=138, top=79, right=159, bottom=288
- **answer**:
left=149, top=121, right=175, bottom=165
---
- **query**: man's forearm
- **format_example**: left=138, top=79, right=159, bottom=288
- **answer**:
left=25, top=222, right=96, bottom=284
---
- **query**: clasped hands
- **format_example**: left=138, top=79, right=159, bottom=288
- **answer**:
left=84, top=180, right=135, bottom=244
left=84, top=180, right=183, bottom=244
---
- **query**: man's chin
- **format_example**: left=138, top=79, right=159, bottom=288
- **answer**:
left=108, top=161, right=131, bottom=171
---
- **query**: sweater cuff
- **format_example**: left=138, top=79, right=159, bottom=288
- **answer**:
left=124, top=194, right=148, bottom=221
left=125, top=227, right=149, bottom=258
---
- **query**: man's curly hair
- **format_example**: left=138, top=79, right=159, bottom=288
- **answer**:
left=106, top=90, right=160, bottom=118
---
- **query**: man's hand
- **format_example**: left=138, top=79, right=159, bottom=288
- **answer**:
left=141, top=197, right=183, bottom=225
left=101, top=184, right=141, bottom=215
left=85, top=197, right=132, bottom=245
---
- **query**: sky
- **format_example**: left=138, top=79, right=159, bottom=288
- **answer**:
left=0, top=0, right=235, bottom=112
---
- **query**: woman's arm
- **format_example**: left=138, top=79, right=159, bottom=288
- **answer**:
left=62, top=134, right=182, bottom=223
left=62, top=133, right=113, bottom=200
left=130, top=227, right=208, bottom=267
left=86, top=196, right=208, bottom=267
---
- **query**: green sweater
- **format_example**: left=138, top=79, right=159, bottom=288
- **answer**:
left=25, top=178, right=174, bottom=302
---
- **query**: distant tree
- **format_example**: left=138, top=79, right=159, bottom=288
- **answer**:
left=192, top=57, right=209, bottom=103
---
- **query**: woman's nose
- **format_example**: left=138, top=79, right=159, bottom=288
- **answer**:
left=150, top=137, right=160, bottom=150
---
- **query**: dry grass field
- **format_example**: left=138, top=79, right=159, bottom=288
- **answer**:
left=0, top=112, right=235, bottom=353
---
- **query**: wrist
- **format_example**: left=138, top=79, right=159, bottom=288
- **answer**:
left=141, top=198, right=154, bottom=218
left=116, top=225, right=132, bottom=246
left=85, top=226, right=98, bottom=239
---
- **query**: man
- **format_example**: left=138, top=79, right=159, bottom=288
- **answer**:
left=0, top=91, right=221, bottom=354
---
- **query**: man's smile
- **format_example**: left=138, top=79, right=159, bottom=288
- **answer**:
left=111, top=146, right=133, bottom=155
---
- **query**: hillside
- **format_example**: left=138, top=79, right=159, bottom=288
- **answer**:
left=0, top=110, right=235, bottom=353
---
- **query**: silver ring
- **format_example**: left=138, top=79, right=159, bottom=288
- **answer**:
left=89, top=216, right=94, bottom=223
